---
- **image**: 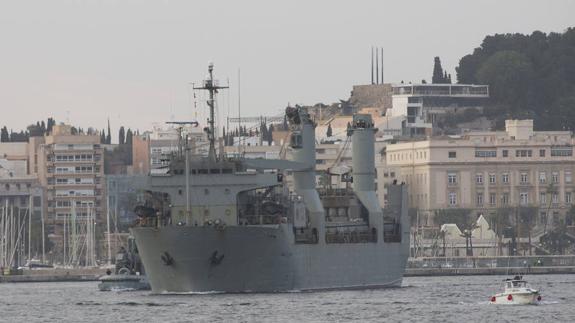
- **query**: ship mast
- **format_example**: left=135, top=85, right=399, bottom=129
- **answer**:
left=193, top=63, right=228, bottom=161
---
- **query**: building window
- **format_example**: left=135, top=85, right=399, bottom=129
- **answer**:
left=448, top=173, right=457, bottom=185
left=502, top=193, right=509, bottom=205
left=540, top=192, right=546, bottom=205
left=552, top=172, right=559, bottom=183
left=539, top=172, right=546, bottom=183
left=540, top=149, right=546, bottom=157
left=551, top=147, right=573, bottom=156
left=475, top=150, right=497, bottom=158
left=520, top=172, right=529, bottom=184
left=502, top=150, right=508, bottom=157
left=516, top=150, right=532, bottom=157
left=520, top=192, right=529, bottom=205
left=476, top=174, right=483, bottom=184
left=489, top=193, right=496, bottom=205
left=448, top=192, right=457, bottom=206
left=566, top=171, right=572, bottom=183
left=552, top=192, right=559, bottom=204
left=476, top=193, right=484, bottom=206
left=540, top=211, right=547, bottom=225
left=502, top=173, right=509, bottom=184
left=566, top=192, right=572, bottom=204
left=489, top=174, right=496, bottom=184
left=448, top=151, right=456, bottom=158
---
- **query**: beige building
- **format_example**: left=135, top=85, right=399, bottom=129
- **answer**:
left=29, top=125, right=106, bottom=232
left=382, top=120, right=575, bottom=228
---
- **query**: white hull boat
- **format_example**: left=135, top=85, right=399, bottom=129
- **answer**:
left=490, top=276, right=541, bottom=305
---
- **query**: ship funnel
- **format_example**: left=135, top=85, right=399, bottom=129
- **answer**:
left=350, top=114, right=383, bottom=230
left=286, top=106, right=325, bottom=243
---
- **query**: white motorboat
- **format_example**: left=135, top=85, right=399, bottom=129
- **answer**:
left=490, top=275, right=541, bottom=305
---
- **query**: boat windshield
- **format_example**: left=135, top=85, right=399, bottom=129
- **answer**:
left=507, top=280, right=527, bottom=288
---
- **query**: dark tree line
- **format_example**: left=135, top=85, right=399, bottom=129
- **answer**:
left=432, top=57, right=452, bottom=84
left=100, top=119, right=113, bottom=144
left=103, top=125, right=134, bottom=173
left=1, top=117, right=56, bottom=142
left=455, top=28, right=575, bottom=130
left=223, top=122, right=277, bottom=146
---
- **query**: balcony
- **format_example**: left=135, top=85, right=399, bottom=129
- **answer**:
left=392, top=84, right=489, bottom=98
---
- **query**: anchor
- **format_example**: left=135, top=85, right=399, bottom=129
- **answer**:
left=161, top=251, right=174, bottom=266
left=209, top=250, right=225, bottom=266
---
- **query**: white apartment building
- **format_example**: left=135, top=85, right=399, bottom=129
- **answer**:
left=388, top=83, right=489, bottom=135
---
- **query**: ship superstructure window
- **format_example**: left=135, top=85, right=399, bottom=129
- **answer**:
left=448, top=192, right=457, bottom=206
left=516, top=150, right=532, bottom=157
left=475, top=150, right=496, bottom=158
left=551, top=147, right=573, bottom=156
left=448, top=151, right=456, bottom=158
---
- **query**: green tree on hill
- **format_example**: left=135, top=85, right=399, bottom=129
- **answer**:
left=432, top=57, right=446, bottom=84
left=476, top=50, right=535, bottom=113
left=1, top=126, right=9, bottom=142
left=456, top=28, right=575, bottom=130
left=118, top=126, right=125, bottom=145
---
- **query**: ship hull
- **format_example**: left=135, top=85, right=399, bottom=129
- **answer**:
left=131, top=224, right=409, bottom=293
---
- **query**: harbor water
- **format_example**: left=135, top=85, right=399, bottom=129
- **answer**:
left=1, top=274, right=573, bottom=322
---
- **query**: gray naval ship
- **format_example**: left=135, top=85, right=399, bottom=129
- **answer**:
left=130, top=64, right=409, bottom=293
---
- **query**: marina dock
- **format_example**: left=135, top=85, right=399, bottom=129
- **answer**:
left=405, top=266, right=575, bottom=277
left=0, top=268, right=103, bottom=283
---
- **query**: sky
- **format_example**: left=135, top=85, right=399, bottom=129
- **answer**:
left=0, top=0, right=574, bottom=138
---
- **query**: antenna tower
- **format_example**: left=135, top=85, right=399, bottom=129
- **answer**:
left=193, top=63, right=229, bottom=161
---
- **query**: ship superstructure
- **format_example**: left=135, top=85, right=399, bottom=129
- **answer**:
left=130, top=64, right=409, bottom=293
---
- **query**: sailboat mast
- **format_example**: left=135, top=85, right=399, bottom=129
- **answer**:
left=106, top=190, right=111, bottom=265
left=63, top=212, right=67, bottom=266
left=28, top=195, right=31, bottom=265
left=41, top=203, right=45, bottom=263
